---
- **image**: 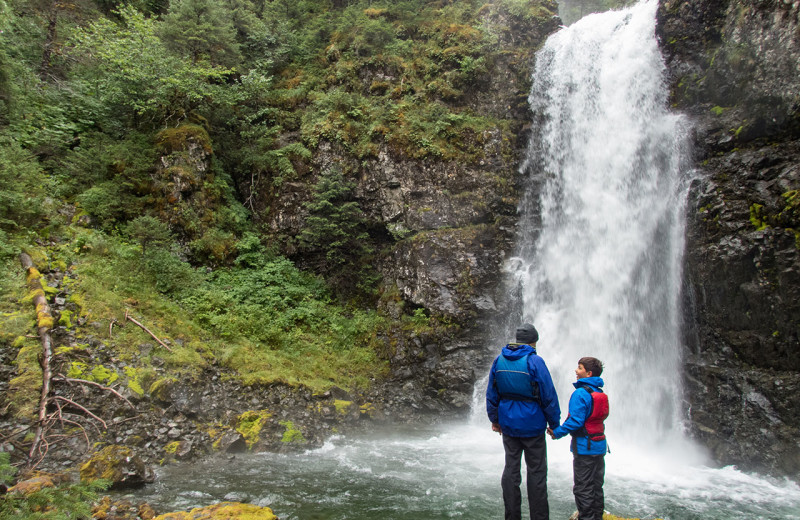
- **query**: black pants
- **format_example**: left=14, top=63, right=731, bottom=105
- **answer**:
left=573, top=453, right=605, bottom=520
left=501, top=434, right=549, bottom=520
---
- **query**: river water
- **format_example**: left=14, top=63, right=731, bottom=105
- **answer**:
left=119, top=2, right=800, bottom=518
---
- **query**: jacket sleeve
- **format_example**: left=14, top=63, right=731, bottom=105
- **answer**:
left=552, top=388, right=590, bottom=439
left=485, top=358, right=500, bottom=423
left=531, top=355, right=561, bottom=429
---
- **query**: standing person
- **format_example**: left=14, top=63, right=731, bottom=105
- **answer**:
left=486, top=323, right=561, bottom=520
left=547, top=357, right=609, bottom=520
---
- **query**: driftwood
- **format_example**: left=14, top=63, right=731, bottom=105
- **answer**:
left=19, top=253, right=54, bottom=464
left=124, top=310, right=173, bottom=352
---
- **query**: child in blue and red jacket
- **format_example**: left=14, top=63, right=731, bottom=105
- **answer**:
left=548, top=357, right=609, bottom=520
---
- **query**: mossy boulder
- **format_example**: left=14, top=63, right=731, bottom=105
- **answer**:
left=6, top=472, right=69, bottom=495
left=153, top=501, right=277, bottom=520
left=569, top=513, right=663, bottom=520
left=79, top=445, right=154, bottom=489
left=93, top=496, right=157, bottom=520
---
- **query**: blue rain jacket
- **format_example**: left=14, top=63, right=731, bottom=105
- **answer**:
left=486, top=344, right=561, bottom=437
left=551, top=376, right=608, bottom=456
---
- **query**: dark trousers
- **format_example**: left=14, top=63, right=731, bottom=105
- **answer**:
left=573, top=453, right=605, bottom=520
left=501, top=434, right=549, bottom=520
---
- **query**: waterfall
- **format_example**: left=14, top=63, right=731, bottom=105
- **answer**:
left=506, top=0, right=698, bottom=459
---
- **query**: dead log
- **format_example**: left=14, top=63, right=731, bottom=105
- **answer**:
left=18, top=252, right=54, bottom=464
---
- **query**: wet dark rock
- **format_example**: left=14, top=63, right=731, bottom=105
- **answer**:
left=658, top=0, right=800, bottom=478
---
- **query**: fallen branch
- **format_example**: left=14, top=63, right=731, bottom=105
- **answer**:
left=50, top=400, right=91, bottom=450
left=52, top=396, right=107, bottom=430
left=124, top=310, right=173, bottom=352
left=19, top=252, right=54, bottom=465
left=54, top=374, right=136, bottom=409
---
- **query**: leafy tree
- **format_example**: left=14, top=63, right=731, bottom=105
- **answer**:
left=159, top=0, right=242, bottom=67
left=70, top=5, right=237, bottom=125
left=0, top=136, right=49, bottom=256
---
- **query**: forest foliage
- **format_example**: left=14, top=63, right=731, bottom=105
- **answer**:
left=4, top=0, right=561, bottom=406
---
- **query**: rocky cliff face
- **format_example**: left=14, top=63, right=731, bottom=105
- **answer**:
left=657, top=0, right=800, bottom=477
left=252, top=9, right=561, bottom=417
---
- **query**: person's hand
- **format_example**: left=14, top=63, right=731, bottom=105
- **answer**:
left=546, top=427, right=555, bottom=439
left=491, top=422, right=502, bottom=435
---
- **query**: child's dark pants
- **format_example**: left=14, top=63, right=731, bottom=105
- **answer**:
left=501, top=434, right=549, bottom=520
left=572, top=453, right=605, bottom=520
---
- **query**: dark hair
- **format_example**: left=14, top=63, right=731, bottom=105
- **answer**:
left=578, top=357, right=603, bottom=377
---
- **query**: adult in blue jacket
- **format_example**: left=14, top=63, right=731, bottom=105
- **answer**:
left=486, top=323, right=561, bottom=520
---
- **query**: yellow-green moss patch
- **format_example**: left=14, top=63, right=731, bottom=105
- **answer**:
left=334, top=399, right=353, bottom=414
left=279, top=420, right=306, bottom=444
left=153, top=501, right=277, bottom=520
left=359, top=402, right=376, bottom=417
left=155, top=124, right=213, bottom=155
left=235, top=410, right=272, bottom=448
left=124, top=366, right=145, bottom=395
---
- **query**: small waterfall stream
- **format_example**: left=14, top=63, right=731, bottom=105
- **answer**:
left=118, top=2, right=800, bottom=518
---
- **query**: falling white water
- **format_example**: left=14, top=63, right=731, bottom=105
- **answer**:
left=505, top=0, right=699, bottom=465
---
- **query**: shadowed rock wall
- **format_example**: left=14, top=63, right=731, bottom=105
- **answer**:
left=657, top=0, right=800, bottom=477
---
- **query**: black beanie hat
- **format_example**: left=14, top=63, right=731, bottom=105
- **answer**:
left=516, top=323, right=539, bottom=344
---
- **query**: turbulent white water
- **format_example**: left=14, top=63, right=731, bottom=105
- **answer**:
left=120, top=2, right=800, bottom=519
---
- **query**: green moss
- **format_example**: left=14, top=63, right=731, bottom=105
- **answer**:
left=164, top=441, right=180, bottom=454
left=235, top=410, right=272, bottom=448
left=36, top=314, right=54, bottom=329
left=124, top=367, right=144, bottom=395
left=91, top=365, right=119, bottom=385
left=359, top=402, right=376, bottom=417
left=67, top=292, right=87, bottom=318
left=155, top=124, right=213, bottom=155
left=79, top=445, right=135, bottom=483
left=148, top=378, right=176, bottom=401
left=59, top=309, right=73, bottom=328
left=334, top=399, right=353, bottom=414
left=749, top=203, right=769, bottom=231
left=67, top=361, right=87, bottom=379
left=7, top=344, right=41, bottom=417
left=279, top=420, right=307, bottom=444
left=152, top=502, right=278, bottom=520
left=710, top=105, right=727, bottom=116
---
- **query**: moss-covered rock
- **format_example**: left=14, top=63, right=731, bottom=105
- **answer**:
left=279, top=420, right=306, bottom=444
left=153, top=502, right=277, bottom=520
left=235, top=410, right=272, bottom=449
left=79, top=445, right=154, bottom=489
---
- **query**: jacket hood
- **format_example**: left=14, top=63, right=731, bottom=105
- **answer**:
left=501, top=343, right=535, bottom=360
left=573, top=376, right=604, bottom=390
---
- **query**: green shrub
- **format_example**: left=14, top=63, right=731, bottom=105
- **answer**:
left=0, top=452, right=109, bottom=519
left=125, top=216, right=174, bottom=255
left=0, top=136, right=49, bottom=233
